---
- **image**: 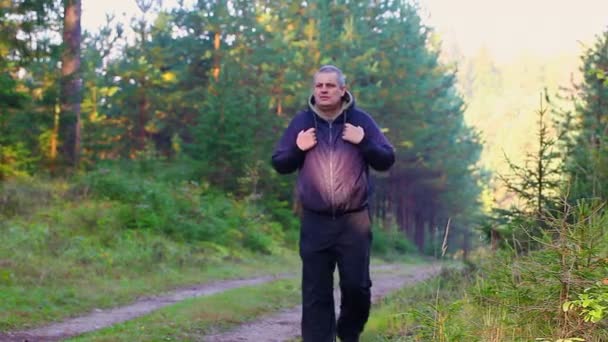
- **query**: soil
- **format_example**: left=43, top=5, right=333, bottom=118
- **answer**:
left=1, top=264, right=441, bottom=342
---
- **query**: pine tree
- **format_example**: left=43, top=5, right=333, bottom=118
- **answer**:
left=563, top=30, right=608, bottom=201
left=59, top=0, right=82, bottom=168
left=498, top=93, right=563, bottom=248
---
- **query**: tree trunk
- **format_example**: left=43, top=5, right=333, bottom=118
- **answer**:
left=213, top=31, right=221, bottom=81
left=414, top=211, right=425, bottom=252
left=396, top=190, right=405, bottom=230
left=135, top=16, right=149, bottom=153
left=49, top=102, right=60, bottom=174
left=60, top=0, right=82, bottom=168
left=137, top=87, right=149, bottom=151
left=405, top=197, right=415, bottom=240
left=428, top=208, right=436, bottom=254
left=462, top=227, right=470, bottom=260
left=491, top=228, right=501, bottom=251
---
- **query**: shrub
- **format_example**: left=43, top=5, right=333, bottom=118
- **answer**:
left=79, top=166, right=292, bottom=254
left=470, top=200, right=608, bottom=340
left=372, top=222, right=417, bottom=257
left=0, top=178, right=64, bottom=217
left=0, top=143, right=34, bottom=181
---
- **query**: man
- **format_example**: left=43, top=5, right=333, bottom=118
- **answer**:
left=271, top=65, right=395, bottom=342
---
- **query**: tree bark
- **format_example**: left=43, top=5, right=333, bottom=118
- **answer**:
left=60, top=0, right=82, bottom=168
left=414, top=210, right=425, bottom=252
left=213, top=31, right=221, bottom=81
left=137, top=86, right=149, bottom=151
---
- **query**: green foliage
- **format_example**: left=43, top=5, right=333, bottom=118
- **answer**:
left=0, top=144, right=36, bottom=181
left=78, top=165, right=289, bottom=254
left=480, top=29, right=608, bottom=338
left=495, top=94, right=564, bottom=251
left=558, top=29, right=608, bottom=203
left=364, top=266, right=473, bottom=341
left=481, top=202, right=607, bottom=340
left=0, top=0, right=63, bottom=173
left=372, top=222, right=417, bottom=257
left=456, top=28, right=608, bottom=340
left=1, top=0, right=483, bottom=255
left=458, top=46, right=579, bottom=211
left=0, top=174, right=301, bottom=329
left=0, top=177, right=65, bottom=217
left=371, top=199, right=608, bottom=341
left=535, top=338, right=586, bottom=342
left=399, top=269, right=472, bottom=342
left=564, top=282, right=608, bottom=323
left=0, top=71, right=28, bottom=110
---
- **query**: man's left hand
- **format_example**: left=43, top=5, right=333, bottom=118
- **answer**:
left=342, top=123, right=365, bottom=144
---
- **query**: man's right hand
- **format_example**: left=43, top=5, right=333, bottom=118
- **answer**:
left=296, top=128, right=317, bottom=151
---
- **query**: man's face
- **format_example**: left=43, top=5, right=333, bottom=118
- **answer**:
left=313, top=72, right=346, bottom=110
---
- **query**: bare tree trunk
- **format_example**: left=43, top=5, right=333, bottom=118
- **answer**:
left=491, top=228, right=501, bottom=251
left=462, top=227, right=470, bottom=260
left=49, top=102, right=60, bottom=174
left=60, top=0, right=82, bottom=168
left=137, top=87, right=149, bottom=151
left=397, top=191, right=404, bottom=229
left=213, top=31, right=221, bottom=81
left=414, top=211, right=425, bottom=252
left=405, top=198, right=415, bottom=240
left=133, top=0, right=158, bottom=153
left=378, top=180, right=387, bottom=222
left=428, top=208, right=436, bottom=254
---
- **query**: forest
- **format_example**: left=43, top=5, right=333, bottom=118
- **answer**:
left=1, top=0, right=607, bottom=341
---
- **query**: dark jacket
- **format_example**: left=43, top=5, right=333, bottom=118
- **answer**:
left=271, top=92, right=395, bottom=216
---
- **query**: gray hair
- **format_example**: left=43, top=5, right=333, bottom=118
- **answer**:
left=314, top=65, right=346, bottom=87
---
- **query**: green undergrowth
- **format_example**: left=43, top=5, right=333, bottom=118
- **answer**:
left=364, top=200, right=608, bottom=341
left=363, top=265, right=470, bottom=342
left=0, top=225, right=299, bottom=331
left=0, top=169, right=302, bottom=330
left=365, top=251, right=607, bottom=341
left=0, top=162, right=418, bottom=332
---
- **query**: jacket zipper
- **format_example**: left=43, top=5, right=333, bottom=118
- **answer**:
left=329, top=121, right=335, bottom=219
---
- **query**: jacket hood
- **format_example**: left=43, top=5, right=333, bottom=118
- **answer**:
left=308, top=90, right=355, bottom=122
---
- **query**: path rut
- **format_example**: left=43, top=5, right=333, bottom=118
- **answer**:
left=1, top=275, right=287, bottom=342
left=204, top=264, right=441, bottom=342
left=1, top=264, right=441, bottom=342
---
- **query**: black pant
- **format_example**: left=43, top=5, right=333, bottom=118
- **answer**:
left=299, top=209, right=372, bottom=342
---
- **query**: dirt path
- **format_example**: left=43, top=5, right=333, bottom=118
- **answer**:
left=1, top=264, right=440, bottom=342
left=1, top=274, right=288, bottom=342
left=204, top=264, right=441, bottom=342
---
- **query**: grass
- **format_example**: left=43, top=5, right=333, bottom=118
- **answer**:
left=363, top=250, right=608, bottom=342
left=69, top=263, right=431, bottom=341
left=0, top=209, right=420, bottom=333
left=361, top=265, right=471, bottom=342
left=0, top=199, right=414, bottom=332
left=67, top=278, right=301, bottom=341
left=0, top=252, right=299, bottom=331
left=0, top=172, right=422, bottom=335
left=0, top=199, right=301, bottom=330
left=0, top=174, right=304, bottom=331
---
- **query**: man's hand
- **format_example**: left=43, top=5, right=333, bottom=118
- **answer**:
left=297, top=128, right=317, bottom=151
left=342, top=123, right=364, bottom=144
